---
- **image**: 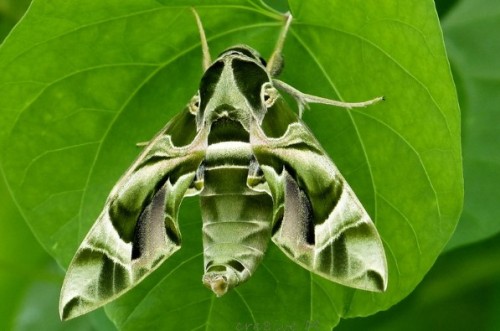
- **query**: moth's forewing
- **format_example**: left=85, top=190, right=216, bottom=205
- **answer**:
left=251, top=98, right=388, bottom=292
left=59, top=108, right=206, bottom=320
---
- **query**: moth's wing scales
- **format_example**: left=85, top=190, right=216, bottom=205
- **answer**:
left=252, top=99, right=387, bottom=292
left=60, top=109, right=206, bottom=320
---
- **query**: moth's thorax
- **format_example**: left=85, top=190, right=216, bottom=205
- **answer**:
left=205, top=141, right=252, bottom=165
left=198, top=46, right=272, bottom=135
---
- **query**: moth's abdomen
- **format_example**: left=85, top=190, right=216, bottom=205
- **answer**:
left=200, top=142, right=273, bottom=296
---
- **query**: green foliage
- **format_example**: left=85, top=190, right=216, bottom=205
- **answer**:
left=338, top=0, right=500, bottom=328
left=442, top=0, right=500, bottom=249
left=0, top=176, right=116, bottom=330
left=0, top=0, right=469, bottom=330
left=337, top=232, right=500, bottom=331
left=0, top=0, right=31, bottom=43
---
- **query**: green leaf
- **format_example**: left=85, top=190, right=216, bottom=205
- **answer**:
left=0, top=174, right=44, bottom=330
left=1, top=1, right=114, bottom=328
left=0, top=174, right=115, bottom=330
left=0, top=0, right=462, bottom=329
left=441, top=0, right=500, bottom=249
left=0, top=0, right=31, bottom=43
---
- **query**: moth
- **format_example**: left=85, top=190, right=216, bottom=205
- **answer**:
left=60, top=9, right=388, bottom=320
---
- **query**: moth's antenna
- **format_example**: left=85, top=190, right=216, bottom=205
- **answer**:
left=267, top=12, right=293, bottom=76
left=191, top=8, right=211, bottom=71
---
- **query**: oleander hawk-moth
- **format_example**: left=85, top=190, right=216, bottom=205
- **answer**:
left=60, top=10, right=388, bottom=320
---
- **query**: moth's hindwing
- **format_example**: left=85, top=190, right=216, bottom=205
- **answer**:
left=59, top=108, right=206, bottom=320
left=252, top=98, right=388, bottom=292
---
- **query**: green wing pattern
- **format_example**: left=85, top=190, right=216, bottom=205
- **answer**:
left=59, top=109, right=206, bottom=320
left=251, top=99, right=388, bottom=292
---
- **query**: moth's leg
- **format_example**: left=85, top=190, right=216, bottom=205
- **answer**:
left=273, top=79, right=384, bottom=118
left=267, top=12, right=293, bottom=77
left=191, top=8, right=211, bottom=71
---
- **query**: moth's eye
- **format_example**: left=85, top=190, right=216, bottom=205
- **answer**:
left=189, top=93, right=200, bottom=115
left=262, top=83, right=278, bottom=108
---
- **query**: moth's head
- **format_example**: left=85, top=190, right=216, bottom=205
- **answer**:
left=189, top=45, right=280, bottom=135
left=216, top=45, right=268, bottom=68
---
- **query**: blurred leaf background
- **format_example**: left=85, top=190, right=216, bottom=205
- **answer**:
left=0, top=0, right=497, bottom=330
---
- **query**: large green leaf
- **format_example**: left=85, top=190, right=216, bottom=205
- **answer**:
left=0, top=0, right=462, bottom=329
left=441, top=0, right=500, bottom=249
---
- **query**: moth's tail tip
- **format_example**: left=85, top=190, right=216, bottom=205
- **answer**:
left=203, top=273, right=229, bottom=297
